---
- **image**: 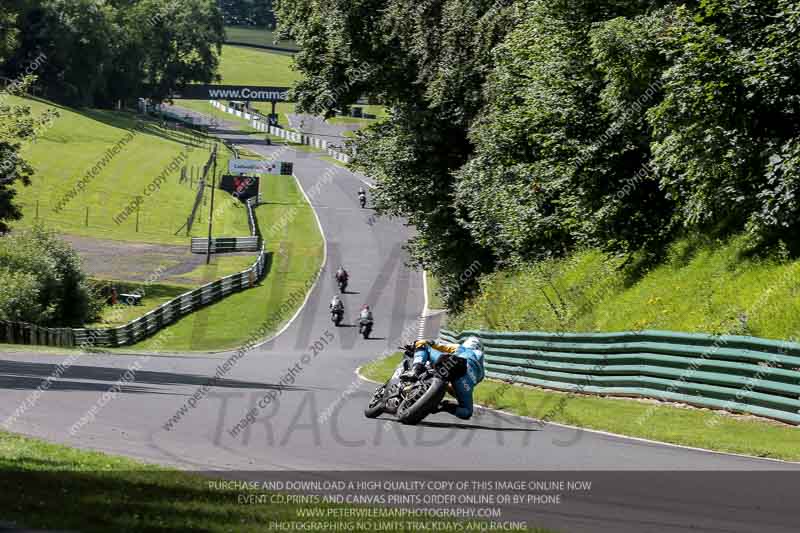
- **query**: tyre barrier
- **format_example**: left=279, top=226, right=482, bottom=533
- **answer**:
left=0, top=250, right=268, bottom=348
left=440, top=328, right=800, bottom=425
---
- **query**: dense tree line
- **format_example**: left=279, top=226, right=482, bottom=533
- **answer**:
left=1, top=0, right=224, bottom=107
left=276, top=0, right=800, bottom=308
left=222, top=0, right=276, bottom=28
left=0, top=4, right=20, bottom=65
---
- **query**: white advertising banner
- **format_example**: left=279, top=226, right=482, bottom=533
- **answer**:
left=228, top=159, right=281, bottom=175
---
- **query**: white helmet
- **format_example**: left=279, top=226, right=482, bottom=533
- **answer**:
left=462, top=336, right=482, bottom=352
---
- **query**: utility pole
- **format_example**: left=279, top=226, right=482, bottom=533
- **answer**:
left=206, top=147, right=218, bottom=265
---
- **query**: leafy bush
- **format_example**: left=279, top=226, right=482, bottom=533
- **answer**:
left=0, top=268, right=44, bottom=323
left=0, top=226, right=101, bottom=326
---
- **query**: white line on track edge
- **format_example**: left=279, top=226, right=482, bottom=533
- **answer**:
left=422, top=270, right=430, bottom=318
left=352, top=368, right=799, bottom=466
left=239, top=172, right=329, bottom=353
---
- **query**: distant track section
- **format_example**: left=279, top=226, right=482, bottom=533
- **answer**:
left=225, top=41, right=297, bottom=54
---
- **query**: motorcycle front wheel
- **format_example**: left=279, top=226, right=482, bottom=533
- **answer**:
left=364, top=384, right=387, bottom=418
left=397, top=376, right=448, bottom=425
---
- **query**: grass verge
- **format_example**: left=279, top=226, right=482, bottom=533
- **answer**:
left=0, top=344, right=79, bottom=354
left=180, top=255, right=259, bottom=283
left=361, top=354, right=800, bottom=461
left=251, top=101, right=296, bottom=125
left=88, top=282, right=188, bottom=328
left=132, top=174, right=324, bottom=352
left=173, top=100, right=261, bottom=132
left=89, top=255, right=265, bottom=328
left=426, top=272, right=445, bottom=310
left=0, top=431, right=552, bottom=533
left=318, top=155, right=349, bottom=169
left=326, top=116, right=373, bottom=127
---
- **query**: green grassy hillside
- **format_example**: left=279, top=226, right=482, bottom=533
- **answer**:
left=218, top=45, right=300, bottom=86
left=448, top=235, right=800, bottom=341
left=11, top=95, right=248, bottom=245
left=178, top=45, right=299, bottom=122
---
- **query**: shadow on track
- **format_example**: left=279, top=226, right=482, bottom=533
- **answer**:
left=416, top=420, right=542, bottom=432
left=0, top=360, right=310, bottom=394
left=372, top=417, right=543, bottom=433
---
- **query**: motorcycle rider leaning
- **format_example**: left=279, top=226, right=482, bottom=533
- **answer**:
left=402, top=337, right=485, bottom=420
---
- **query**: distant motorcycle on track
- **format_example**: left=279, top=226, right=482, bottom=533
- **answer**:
left=331, top=308, right=344, bottom=327
left=359, top=318, right=373, bottom=339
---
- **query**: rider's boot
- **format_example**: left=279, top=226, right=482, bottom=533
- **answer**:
left=437, top=400, right=458, bottom=414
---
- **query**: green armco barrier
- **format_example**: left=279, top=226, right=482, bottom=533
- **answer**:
left=439, top=329, right=800, bottom=425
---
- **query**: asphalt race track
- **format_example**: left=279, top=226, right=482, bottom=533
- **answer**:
left=1, top=110, right=798, bottom=533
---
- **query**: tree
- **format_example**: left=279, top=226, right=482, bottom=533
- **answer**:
left=13, top=0, right=119, bottom=106
left=276, top=0, right=514, bottom=307
left=7, top=0, right=224, bottom=107
left=648, top=0, right=800, bottom=248
left=0, top=3, right=20, bottom=65
left=222, top=0, right=276, bottom=27
left=129, top=0, right=224, bottom=103
left=455, top=1, right=673, bottom=266
left=0, top=81, right=56, bottom=233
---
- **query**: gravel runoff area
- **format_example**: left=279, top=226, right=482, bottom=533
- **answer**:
left=62, top=234, right=255, bottom=286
